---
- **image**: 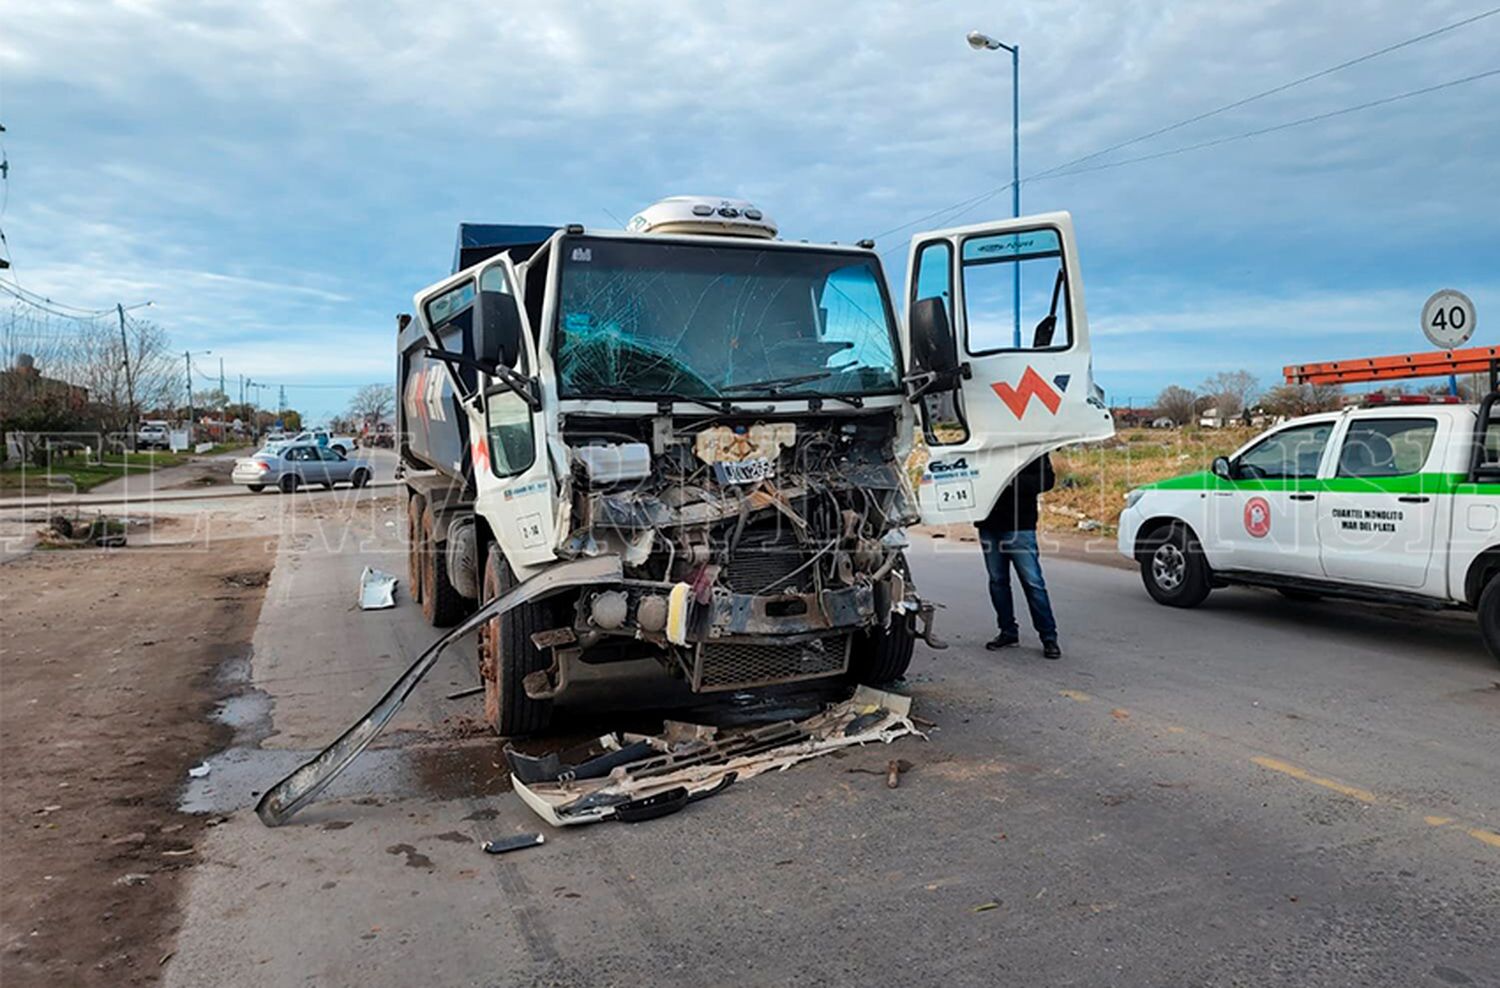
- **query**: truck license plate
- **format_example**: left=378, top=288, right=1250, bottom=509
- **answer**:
left=713, top=459, right=776, bottom=485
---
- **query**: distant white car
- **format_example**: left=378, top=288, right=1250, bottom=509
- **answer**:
left=136, top=422, right=171, bottom=450
left=288, top=428, right=359, bottom=455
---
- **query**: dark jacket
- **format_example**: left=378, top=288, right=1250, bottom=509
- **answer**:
left=977, top=454, right=1055, bottom=534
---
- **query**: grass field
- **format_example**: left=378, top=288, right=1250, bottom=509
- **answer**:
left=1043, top=426, right=1256, bottom=534
left=0, top=445, right=237, bottom=494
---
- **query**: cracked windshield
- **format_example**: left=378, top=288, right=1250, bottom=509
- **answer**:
left=555, top=238, right=901, bottom=399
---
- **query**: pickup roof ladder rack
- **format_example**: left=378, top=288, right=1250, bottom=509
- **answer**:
left=1284, top=345, right=1500, bottom=391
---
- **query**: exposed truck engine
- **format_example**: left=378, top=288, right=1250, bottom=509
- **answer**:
left=395, top=196, right=1114, bottom=735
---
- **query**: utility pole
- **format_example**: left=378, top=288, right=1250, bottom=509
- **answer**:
left=117, top=304, right=138, bottom=447
left=278, top=385, right=287, bottom=421
left=185, top=351, right=194, bottom=442
left=219, top=357, right=225, bottom=408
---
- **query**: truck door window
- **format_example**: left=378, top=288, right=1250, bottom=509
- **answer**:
left=1234, top=423, right=1332, bottom=480
left=486, top=390, right=535, bottom=478
left=1335, top=418, right=1437, bottom=478
left=960, top=227, right=1070, bottom=355
left=910, top=240, right=968, bottom=446
left=479, top=265, right=528, bottom=372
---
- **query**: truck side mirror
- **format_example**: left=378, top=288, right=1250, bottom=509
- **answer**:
left=1212, top=455, right=1233, bottom=480
left=910, top=298, right=959, bottom=379
left=478, top=290, right=523, bottom=370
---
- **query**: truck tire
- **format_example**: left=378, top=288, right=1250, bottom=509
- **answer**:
left=1477, top=576, right=1500, bottom=664
left=420, top=502, right=466, bottom=627
left=478, top=544, right=554, bottom=736
left=1139, top=522, right=1212, bottom=608
left=849, top=620, right=915, bottom=685
left=407, top=492, right=425, bottom=605
left=848, top=553, right=916, bottom=684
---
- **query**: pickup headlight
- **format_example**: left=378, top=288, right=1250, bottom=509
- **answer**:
left=1123, top=489, right=1145, bottom=510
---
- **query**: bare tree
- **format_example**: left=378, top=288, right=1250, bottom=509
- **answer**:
left=1156, top=385, right=1198, bottom=426
left=1200, top=370, right=1259, bottom=420
left=68, top=315, right=180, bottom=432
left=347, top=383, right=395, bottom=428
left=1260, top=382, right=1344, bottom=418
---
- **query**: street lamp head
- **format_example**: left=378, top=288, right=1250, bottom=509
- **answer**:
left=967, top=30, right=1002, bottom=51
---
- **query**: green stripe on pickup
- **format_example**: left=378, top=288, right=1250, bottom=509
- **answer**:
left=1140, top=471, right=1500, bottom=496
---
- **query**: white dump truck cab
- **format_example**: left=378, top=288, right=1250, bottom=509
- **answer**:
left=398, top=196, right=1113, bottom=734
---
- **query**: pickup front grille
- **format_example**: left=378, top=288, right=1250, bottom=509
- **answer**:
left=692, top=636, right=850, bottom=692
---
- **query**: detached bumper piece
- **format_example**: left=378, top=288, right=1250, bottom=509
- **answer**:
left=509, top=686, right=920, bottom=828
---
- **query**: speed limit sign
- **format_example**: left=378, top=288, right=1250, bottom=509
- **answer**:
left=1421, top=289, right=1476, bottom=349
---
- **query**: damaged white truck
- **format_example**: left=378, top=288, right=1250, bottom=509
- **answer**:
left=256, top=196, right=1112, bottom=825
left=399, top=196, right=1113, bottom=735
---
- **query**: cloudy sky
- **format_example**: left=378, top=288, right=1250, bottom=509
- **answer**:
left=1, top=0, right=1497, bottom=419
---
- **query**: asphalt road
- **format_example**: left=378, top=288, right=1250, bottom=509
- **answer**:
left=164, top=518, right=1500, bottom=988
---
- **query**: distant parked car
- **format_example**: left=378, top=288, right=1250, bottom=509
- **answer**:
left=232, top=443, right=372, bottom=493
left=136, top=422, right=171, bottom=450
left=288, top=428, right=359, bottom=455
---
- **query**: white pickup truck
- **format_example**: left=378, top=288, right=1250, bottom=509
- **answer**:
left=1118, top=395, right=1500, bottom=661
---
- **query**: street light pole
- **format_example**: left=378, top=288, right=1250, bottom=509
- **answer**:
left=967, top=30, right=1022, bottom=348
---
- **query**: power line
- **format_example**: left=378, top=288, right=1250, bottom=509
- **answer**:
left=877, top=65, right=1500, bottom=256
left=1037, top=67, right=1500, bottom=182
left=1030, top=3, right=1500, bottom=182
left=872, top=5, right=1500, bottom=246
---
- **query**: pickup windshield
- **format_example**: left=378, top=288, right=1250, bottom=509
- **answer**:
left=554, top=237, right=901, bottom=400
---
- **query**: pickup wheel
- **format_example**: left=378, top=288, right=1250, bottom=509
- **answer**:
left=478, top=545, right=554, bottom=736
left=420, top=503, right=466, bottom=627
left=407, top=492, right=425, bottom=605
left=1477, top=576, right=1500, bottom=664
left=1140, top=522, right=1212, bottom=608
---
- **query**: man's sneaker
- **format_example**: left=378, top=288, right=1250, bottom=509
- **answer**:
left=1042, top=640, right=1062, bottom=660
left=985, top=633, right=1020, bottom=650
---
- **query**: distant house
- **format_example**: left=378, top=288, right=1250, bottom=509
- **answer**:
left=1111, top=406, right=1158, bottom=428
left=1197, top=406, right=1225, bottom=429
left=0, top=353, right=89, bottom=414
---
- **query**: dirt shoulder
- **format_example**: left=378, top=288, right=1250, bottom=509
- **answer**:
left=0, top=537, right=274, bottom=986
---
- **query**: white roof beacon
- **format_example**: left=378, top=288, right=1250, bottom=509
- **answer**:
left=626, top=196, right=778, bottom=240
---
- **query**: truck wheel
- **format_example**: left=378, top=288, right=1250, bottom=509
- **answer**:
left=1477, top=576, right=1500, bottom=664
left=849, top=620, right=915, bottom=685
left=332, top=444, right=348, bottom=456
left=1140, top=522, right=1212, bottom=608
left=478, top=544, right=554, bottom=736
left=420, top=503, right=466, bottom=627
left=407, top=492, right=425, bottom=605
left=848, top=553, right=916, bottom=684
left=279, top=474, right=299, bottom=494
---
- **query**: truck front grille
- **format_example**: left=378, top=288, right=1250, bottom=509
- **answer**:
left=692, top=636, right=850, bottom=692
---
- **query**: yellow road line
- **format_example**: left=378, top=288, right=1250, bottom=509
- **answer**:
left=1250, top=756, right=1378, bottom=804
left=1466, top=827, right=1500, bottom=849
left=1254, top=757, right=1497, bottom=851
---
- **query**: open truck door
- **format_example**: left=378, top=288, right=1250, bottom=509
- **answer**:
left=903, top=211, right=1114, bottom=526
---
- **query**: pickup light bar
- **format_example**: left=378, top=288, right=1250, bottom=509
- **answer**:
left=1355, top=392, right=1464, bottom=406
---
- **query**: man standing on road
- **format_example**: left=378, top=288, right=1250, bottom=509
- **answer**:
left=978, top=453, right=1061, bottom=659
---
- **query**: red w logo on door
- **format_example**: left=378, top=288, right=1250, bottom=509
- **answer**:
left=991, top=367, right=1062, bottom=419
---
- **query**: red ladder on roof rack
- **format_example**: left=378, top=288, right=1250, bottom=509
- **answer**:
left=1284, top=345, right=1500, bottom=387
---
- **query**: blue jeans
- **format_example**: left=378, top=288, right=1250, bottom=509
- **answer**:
left=980, top=529, right=1058, bottom=642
